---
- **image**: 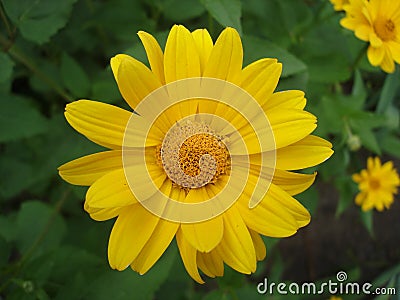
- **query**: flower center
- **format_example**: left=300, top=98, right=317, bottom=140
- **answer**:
left=156, top=120, right=229, bottom=189
left=374, top=18, right=396, bottom=41
left=369, top=178, right=380, bottom=190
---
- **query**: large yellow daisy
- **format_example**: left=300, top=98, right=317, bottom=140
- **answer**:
left=352, top=157, right=399, bottom=211
left=58, top=25, right=333, bottom=283
left=340, top=0, right=400, bottom=73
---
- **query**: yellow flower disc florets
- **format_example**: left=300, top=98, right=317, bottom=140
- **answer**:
left=157, top=120, right=230, bottom=189
left=374, top=18, right=396, bottom=41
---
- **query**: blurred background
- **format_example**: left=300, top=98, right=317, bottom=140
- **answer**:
left=0, top=0, right=399, bottom=299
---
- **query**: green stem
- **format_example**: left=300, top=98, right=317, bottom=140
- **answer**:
left=0, top=3, right=13, bottom=39
left=351, top=43, right=369, bottom=73
left=0, top=189, right=70, bottom=293
left=0, top=34, right=73, bottom=102
left=20, top=190, right=70, bottom=265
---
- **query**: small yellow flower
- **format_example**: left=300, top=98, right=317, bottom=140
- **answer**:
left=329, top=296, right=343, bottom=300
left=58, top=25, right=333, bottom=283
left=330, top=0, right=349, bottom=11
left=340, top=0, right=400, bottom=73
left=352, top=157, right=400, bottom=211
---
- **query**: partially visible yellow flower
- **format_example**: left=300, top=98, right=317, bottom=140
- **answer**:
left=340, top=0, right=400, bottom=73
left=352, top=157, right=400, bottom=211
left=329, top=296, right=343, bottom=300
left=330, top=0, right=349, bottom=11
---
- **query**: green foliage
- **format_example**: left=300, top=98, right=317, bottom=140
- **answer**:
left=2, top=0, right=78, bottom=44
left=0, top=94, right=48, bottom=143
left=201, top=0, right=242, bottom=35
left=1, top=0, right=399, bottom=299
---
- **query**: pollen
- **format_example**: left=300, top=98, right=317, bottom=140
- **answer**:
left=156, top=120, right=230, bottom=189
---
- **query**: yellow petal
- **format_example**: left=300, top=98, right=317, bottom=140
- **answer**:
left=241, top=58, right=282, bottom=107
left=268, top=108, right=317, bottom=149
left=164, top=25, right=201, bottom=82
left=84, top=205, right=123, bottom=221
left=191, top=29, right=213, bottom=74
left=275, top=135, right=334, bottom=170
left=203, top=27, right=243, bottom=84
left=197, top=250, right=224, bottom=278
left=84, top=170, right=137, bottom=219
left=238, top=183, right=300, bottom=237
left=272, top=169, right=316, bottom=196
left=65, top=100, right=131, bottom=149
left=216, top=205, right=256, bottom=274
left=267, top=183, right=311, bottom=227
left=388, top=41, right=400, bottom=63
left=181, top=217, right=223, bottom=253
left=369, top=31, right=383, bottom=48
left=263, top=90, right=306, bottom=111
left=131, top=218, right=179, bottom=274
left=111, top=54, right=162, bottom=110
left=181, top=188, right=224, bottom=252
left=108, top=204, right=160, bottom=270
left=130, top=187, right=183, bottom=274
left=58, top=150, right=122, bottom=186
left=85, top=168, right=137, bottom=210
left=176, top=228, right=204, bottom=284
left=367, top=45, right=385, bottom=66
left=138, top=31, right=165, bottom=84
left=354, top=25, right=373, bottom=42
left=249, top=229, right=266, bottom=261
left=380, top=48, right=395, bottom=73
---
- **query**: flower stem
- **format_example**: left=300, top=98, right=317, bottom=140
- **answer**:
left=351, top=43, right=369, bottom=73
left=0, top=34, right=73, bottom=102
left=0, top=3, right=13, bottom=39
left=0, top=189, right=70, bottom=293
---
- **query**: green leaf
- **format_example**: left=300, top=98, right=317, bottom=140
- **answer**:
left=84, top=242, right=177, bottom=300
left=379, top=132, right=400, bottom=159
left=2, top=0, right=78, bottom=44
left=0, top=93, right=48, bottom=142
left=162, top=0, right=205, bottom=21
left=356, top=128, right=381, bottom=154
left=60, top=53, right=91, bottom=97
left=371, top=263, right=400, bottom=289
left=0, top=52, right=15, bottom=83
left=294, top=23, right=351, bottom=83
left=242, top=36, right=307, bottom=77
left=0, top=236, right=11, bottom=268
left=0, top=156, right=35, bottom=199
left=351, top=69, right=367, bottom=106
left=335, top=176, right=358, bottom=217
left=377, top=68, right=400, bottom=114
left=201, top=0, right=242, bottom=35
left=16, top=201, right=67, bottom=257
left=360, top=209, right=374, bottom=237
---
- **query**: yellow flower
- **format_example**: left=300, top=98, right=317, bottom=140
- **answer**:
left=330, top=0, right=349, bottom=11
left=329, top=296, right=343, bottom=300
left=352, top=157, right=400, bottom=211
left=340, top=0, right=400, bottom=73
left=58, top=25, right=333, bottom=283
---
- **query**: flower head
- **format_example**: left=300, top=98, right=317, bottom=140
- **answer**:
left=340, top=0, right=400, bottom=73
left=352, top=157, right=400, bottom=211
left=58, top=25, right=333, bottom=283
left=330, top=0, right=349, bottom=11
